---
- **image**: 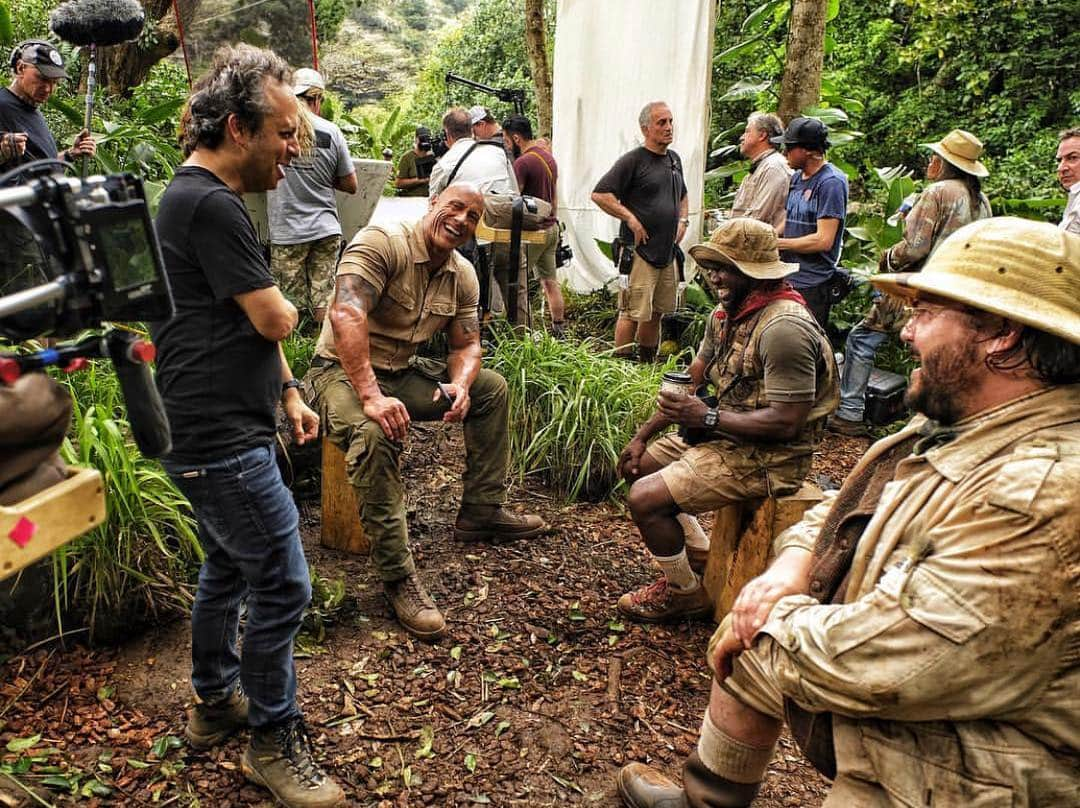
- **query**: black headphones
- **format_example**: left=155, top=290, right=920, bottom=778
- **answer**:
left=9, top=40, right=53, bottom=72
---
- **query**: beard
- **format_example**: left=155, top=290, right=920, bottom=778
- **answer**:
left=904, top=339, right=982, bottom=425
left=511, top=143, right=522, bottom=159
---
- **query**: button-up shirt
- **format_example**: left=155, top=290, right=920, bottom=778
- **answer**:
left=730, top=149, right=791, bottom=230
left=764, top=385, right=1080, bottom=805
left=1061, top=180, right=1080, bottom=235
left=314, top=220, right=479, bottom=371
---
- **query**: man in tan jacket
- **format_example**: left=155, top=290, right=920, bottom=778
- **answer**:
left=617, top=216, right=1080, bottom=807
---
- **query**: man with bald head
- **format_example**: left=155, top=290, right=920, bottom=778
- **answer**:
left=305, top=185, right=545, bottom=640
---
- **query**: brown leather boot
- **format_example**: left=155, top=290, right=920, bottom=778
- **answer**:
left=185, top=686, right=249, bottom=750
left=242, top=717, right=345, bottom=807
left=453, top=504, right=546, bottom=543
left=617, top=576, right=712, bottom=623
left=385, top=574, right=446, bottom=641
left=616, top=752, right=761, bottom=807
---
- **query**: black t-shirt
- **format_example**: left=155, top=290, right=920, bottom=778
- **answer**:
left=593, top=146, right=686, bottom=267
left=150, top=166, right=279, bottom=463
left=0, top=87, right=59, bottom=177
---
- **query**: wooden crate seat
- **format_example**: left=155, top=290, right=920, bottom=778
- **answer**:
left=702, top=482, right=823, bottom=622
left=320, top=439, right=369, bottom=555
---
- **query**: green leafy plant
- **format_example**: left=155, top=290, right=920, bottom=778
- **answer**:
left=49, top=353, right=201, bottom=640
left=488, top=327, right=676, bottom=501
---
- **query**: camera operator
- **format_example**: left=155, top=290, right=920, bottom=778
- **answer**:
left=0, top=40, right=96, bottom=175
left=151, top=45, right=343, bottom=808
left=395, top=125, right=436, bottom=198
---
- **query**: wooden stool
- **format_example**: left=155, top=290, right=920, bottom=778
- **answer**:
left=702, top=482, right=823, bottom=622
left=320, top=440, right=368, bottom=554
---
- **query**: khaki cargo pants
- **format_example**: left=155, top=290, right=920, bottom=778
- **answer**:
left=304, top=357, right=511, bottom=581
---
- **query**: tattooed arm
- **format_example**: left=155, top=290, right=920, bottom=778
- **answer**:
left=330, top=274, right=411, bottom=440
left=439, top=312, right=483, bottom=423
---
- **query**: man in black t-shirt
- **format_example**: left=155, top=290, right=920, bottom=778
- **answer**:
left=151, top=45, right=343, bottom=808
left=592, top=101, right=688, bottom=362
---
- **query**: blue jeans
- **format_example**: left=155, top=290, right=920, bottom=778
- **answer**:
left=837, top=322, right=888, bottom=422
left=163, top=443, right=311, bottom=729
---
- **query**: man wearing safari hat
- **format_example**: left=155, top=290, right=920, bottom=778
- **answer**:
left=831, top=128, right=992, bottom=436
left=615, top=218, right=837, bottom=623
left=616, top=216, right=1080, bottom=807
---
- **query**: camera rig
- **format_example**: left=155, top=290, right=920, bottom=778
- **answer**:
left=444, top=72, right=527, bottom=115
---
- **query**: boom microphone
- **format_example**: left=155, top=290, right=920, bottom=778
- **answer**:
left=49, top=0, right=145, bottom=47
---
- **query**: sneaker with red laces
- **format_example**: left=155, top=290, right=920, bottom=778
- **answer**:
left=617, top=576, right=713, bottom=623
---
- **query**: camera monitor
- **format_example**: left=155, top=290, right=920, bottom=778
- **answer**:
left=80, top=198, right=174, bottom=325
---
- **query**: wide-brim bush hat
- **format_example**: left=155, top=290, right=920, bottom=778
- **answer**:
left=922, top=129, right=989, bottom=178
left=872, top=217, right=1080, bottom=345
left=689, top=218, right=800, bottom=280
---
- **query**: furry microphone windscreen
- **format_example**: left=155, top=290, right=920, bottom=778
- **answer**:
left=49, top=0, right=145, bottom=47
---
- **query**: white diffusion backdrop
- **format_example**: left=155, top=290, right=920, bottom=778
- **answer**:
left=552, top=0, right=717, bottom=291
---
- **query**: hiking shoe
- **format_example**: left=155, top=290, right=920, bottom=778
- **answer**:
left=453, top=504, right=546, bottom=543
left=385, top=574, right=447, bottom=641
left=551, top=321, right=567, bottom=340
left=185, top=686, right=249, bottom=750
left=617, top=576, right=712, bottom=623
left=827, top=416, right=870, bottom=437
left=242, top=717, right=345, bottom=808
left=616, top=762, right=684, bottom=808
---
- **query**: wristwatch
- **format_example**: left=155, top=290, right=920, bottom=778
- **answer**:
left=703, top=408, right=719, bottom=428
left=282, top=378, right=302, bottom=394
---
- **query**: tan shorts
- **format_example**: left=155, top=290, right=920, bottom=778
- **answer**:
left=617, top=252, right=677, bottom=321
left=646, top=433, right=773, bottom=514
left=706, top=614, right=786, bottom=720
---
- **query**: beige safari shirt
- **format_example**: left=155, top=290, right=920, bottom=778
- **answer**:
left=761, top=386, right=1080, bottom=805
left=314, top=220, right=480, bottom=371
left=883, top=178, right=992, bottom=272
left=730, top=149, right=792, bottom=231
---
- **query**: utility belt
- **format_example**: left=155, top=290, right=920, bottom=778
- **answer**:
left=611, top=237, right=685, bottom=282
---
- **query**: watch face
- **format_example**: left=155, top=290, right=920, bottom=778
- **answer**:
left=704, top=409, right=717, bottom=427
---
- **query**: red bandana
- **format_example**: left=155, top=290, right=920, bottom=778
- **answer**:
left=714, top=283, right=808, bottom=324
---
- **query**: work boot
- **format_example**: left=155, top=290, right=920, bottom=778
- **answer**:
left=616, top=752, right=761, bottom=808
left=185, top=686, right=249, bottom=750
left=453, top=504, right=546, bottom=543
left=551, top=321, right=567, bottom=340
left=617, top=762, right=685, bottom=807
left=827, top=415, right=870, bottom=437
left=617, top=576, right=712, bottom=623
left=241, top=717, right=345, bottom=808
left=385, top=574, right=447, bottom=641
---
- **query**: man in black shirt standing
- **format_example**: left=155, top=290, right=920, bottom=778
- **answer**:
left=151, top=45, right=343, bottom=808
left=593, top=101, right=688, bottom=362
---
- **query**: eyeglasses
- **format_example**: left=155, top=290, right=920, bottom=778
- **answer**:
left=902, top=301, right=963, bottom=326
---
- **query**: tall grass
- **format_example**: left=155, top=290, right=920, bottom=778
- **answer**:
left=488, top=329, right=682, bottom=501
left=52, top=357, right=201, bottom=638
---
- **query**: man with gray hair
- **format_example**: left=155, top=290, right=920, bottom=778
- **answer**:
left=729, top=112, right=790, bottom=230
left=593, top=100, right=688, bottom=362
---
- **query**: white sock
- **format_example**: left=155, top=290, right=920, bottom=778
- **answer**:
left=677, top=513, right=710, bottom=552
left=655, top=550, right=699, bottom=592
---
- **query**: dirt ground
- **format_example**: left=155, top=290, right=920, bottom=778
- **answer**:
left=0, top=426, right=870, bottom=807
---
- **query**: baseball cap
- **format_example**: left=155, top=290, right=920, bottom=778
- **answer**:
left=468, top=105, right=493, bottom=126
left=12, top=40, right=68, bottom=80
left=292, top=67, right=324, bottom=96
left=770, top=116, right=831, bottom=151
left=416, top=125, right=432, bottom=139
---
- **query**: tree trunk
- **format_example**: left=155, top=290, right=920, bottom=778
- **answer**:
left=85, top=0, right=203, bottom=97
left=523, top=0, right=552, bottom=139
left=777, top=0, right=827, bottom=124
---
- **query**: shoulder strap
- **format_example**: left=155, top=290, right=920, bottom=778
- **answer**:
left=523, top=148, right=555, bottom=183
left=445, top=142, right=480, bottom=188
